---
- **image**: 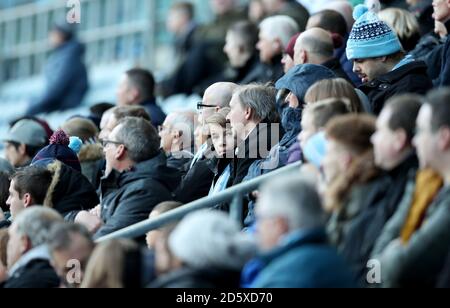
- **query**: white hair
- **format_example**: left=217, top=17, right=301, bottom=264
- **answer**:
left=258, top=175, right=325, bottom=231
left=259, top=15, right=299, bottom=48
left=14, top=207, right=63, bottom=248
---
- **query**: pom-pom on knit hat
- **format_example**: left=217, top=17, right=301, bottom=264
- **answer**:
left=346, top=4, right=403, bottom=60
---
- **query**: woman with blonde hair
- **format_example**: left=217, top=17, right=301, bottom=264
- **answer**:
left=81, top=239, right=154, bottom=288
left=304, top=78, right=366, bottom=113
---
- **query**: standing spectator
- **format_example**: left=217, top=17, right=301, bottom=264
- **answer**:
left=347, top=5, right=432, bottom=114
left=2, top=208, right=62, bottom=288
left=76, top=118, right=180, bottom=239
left=116, top=68, right=166, bottom=127
left=3, top=119, right=48, bottom=169
left=47, top=222, right=95, bottom=288
left=255, top=16, right=299, bottom=83
left=249, top=175, right=355, bottom=288
left=26, top=23, right=88, bottom=115
left=261, top=0, right=310, bottom=31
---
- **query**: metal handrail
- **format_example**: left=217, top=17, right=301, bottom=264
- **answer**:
left=96, top=161, right=302, bottom=242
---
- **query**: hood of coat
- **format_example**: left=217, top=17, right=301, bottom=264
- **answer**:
left=78, top=143, right=104, bottom=162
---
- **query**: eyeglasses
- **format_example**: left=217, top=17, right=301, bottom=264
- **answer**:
left=100, top=139, right=123, bottom=147
left=197, top=102, right=218, bottom=110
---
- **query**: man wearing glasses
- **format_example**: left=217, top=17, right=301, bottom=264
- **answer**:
left=174, top=82, right=237, bottom=204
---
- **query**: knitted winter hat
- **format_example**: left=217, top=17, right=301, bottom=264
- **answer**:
left=346, top=4, right=403, bottom=60
left=285, top=33, right=301, bottom=59
left=32, top=130, right=82, bottom=172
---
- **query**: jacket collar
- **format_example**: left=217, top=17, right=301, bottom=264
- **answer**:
left=259, top=228, right=328, bottom=264
left=362, top=61, right=428, bottom=88
left=9, top=245, right=51, bottom=277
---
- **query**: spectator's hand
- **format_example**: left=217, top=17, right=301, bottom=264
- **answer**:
left=75, top=211, right=104, bottom=234
left=89, top=205, right=102, bottom=218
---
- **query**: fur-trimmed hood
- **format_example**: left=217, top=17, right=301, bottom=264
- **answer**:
left=44, top=161, right=99, bottom=220
left=78, top=143, right=104, bottom=162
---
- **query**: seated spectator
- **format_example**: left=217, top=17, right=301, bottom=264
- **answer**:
left=323, top=115, right=388, bottom=277
left=146, top=201, right=183, bottom=250
left=227, top=84, right=280, bottom=187
left=25, top=23, right=88, bottom=116
left=1, top=207, right=62, bottom=288
left=205, top=108, right=235, bottom=197
left=61, top=117, right=104, bottom=186
left=3, top=119, right=49, bottom=169
left=0, top=229, right=8, bottom=284
left=248, top=175, right=355, bottom=288
left=199, top=21, right=261, bottom=89
left=116, top=68, right=166, bottom=127
left=430, top=0, right=450, bottom=86
left=150, top=211, right=256, bottom=288
left=304, top=78, right=365, bottom=113
left=87, top=102, right=115, bottom=130
left=294, top=28, right=352, bottom=82
left=47, top=222, right=95, bottom=288
left=378, top=8, right=421, bottom=52
left=174, top=82, right=238, bottom=204
left=306, top=9, right=360, bottom=85
left=281, top=33, right=301, bottom=74
left=346, top=5, right=432, bottom=114
left=255, top=16, right=299, bottom=83
left=372, top=88, right=450, bottom=287
left=159, top=111, right=195, bottom=171
left=6, top=163, right=98, bottom=223
left=82, top=239, right=154, bottom=288
left=261, top=0, right=310, bottom=31
left=76, top=117, right=180, bottom=239
left=334, top=95, right=422, bottom=283
left=0, top=171, right=11, bottom=227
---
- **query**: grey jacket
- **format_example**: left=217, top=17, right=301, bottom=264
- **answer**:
left=374, top=185, right=450, bottom=287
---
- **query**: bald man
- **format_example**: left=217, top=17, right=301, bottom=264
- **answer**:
left=174, top=82, right=238, bottom=203
left=294, top=28, right=351, bottom=82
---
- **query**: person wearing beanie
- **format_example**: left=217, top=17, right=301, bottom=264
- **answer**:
left=294, top=28, right=353, bottom=83
left=281, top=33, right=301, bottom=73
left=346, top=5, right=432, bottom=115
left=25, top=21, right=88, bottom=116
left=32, top=130, right=82, bottom=172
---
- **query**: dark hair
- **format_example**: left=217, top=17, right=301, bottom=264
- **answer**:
left=0, top=172, right=10, bottom=213
left=48, top=222, right=94, bottom=253
left=385, top=94, right=423, bottom=143
left=427, top=88, right=450, bottom=132
left=12, top=166, right=53, bottom=205
left=228, top=21, right=259, bottom=54
left=6, top=141, right=44, bottom=159
left=115, top=117, right=161, bottom=163
left=171, top=2, right=195, bottom=20
left=310, top=9, right=348, bottom=38
left=125, top=68, right=156, bottom=103
left=113, top=106, right=151, bottom=122
left=89, top=103, right=115, bottom=118
left=0, top=229, right=8, bottom=267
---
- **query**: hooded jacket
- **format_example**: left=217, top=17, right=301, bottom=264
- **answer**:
left=94, top=152, right=181, bottom=239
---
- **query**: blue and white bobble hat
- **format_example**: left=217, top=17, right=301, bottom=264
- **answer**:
left=346, top=4, right=403, bottom=60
